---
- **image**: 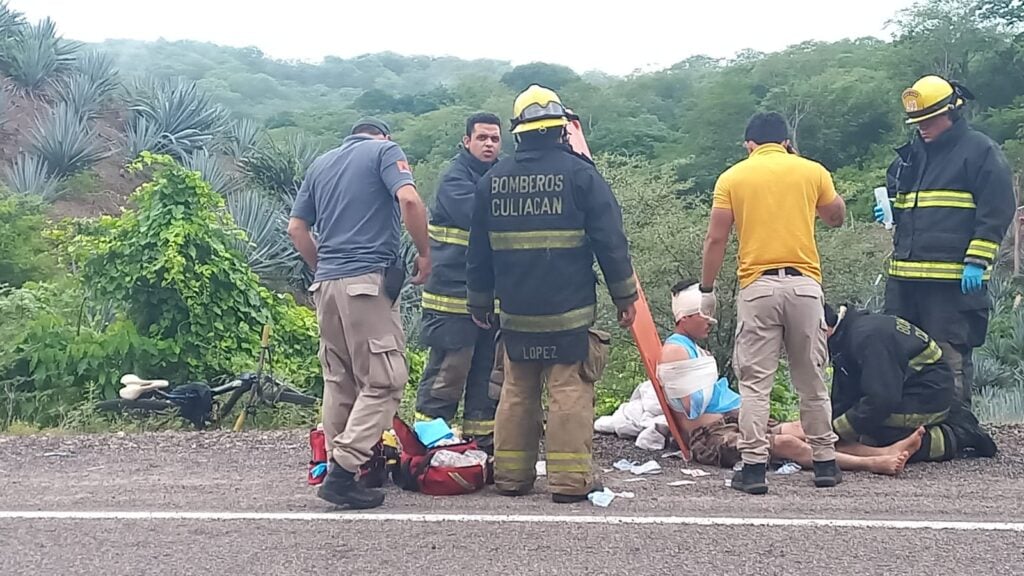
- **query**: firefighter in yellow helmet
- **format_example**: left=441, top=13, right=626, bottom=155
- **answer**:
left=466, top=84, right=638, bottom=502
left=875, top=74, right=1015, bottom=416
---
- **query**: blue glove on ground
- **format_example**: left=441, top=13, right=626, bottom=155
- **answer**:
left=873, top=204, right=885, bottom=223
left=962, top=263, right=985, bottom=294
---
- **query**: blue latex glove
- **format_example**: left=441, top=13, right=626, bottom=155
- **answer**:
left=873, top=204, right=885, bottom=223
left=962, top=263, right=985, bottom=294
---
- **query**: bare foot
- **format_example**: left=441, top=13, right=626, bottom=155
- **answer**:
left=888, top=426, right=925, bottom=457
left=866, top=451, right=910, bottom=476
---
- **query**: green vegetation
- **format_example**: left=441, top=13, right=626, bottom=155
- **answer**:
left=0, top=0, right=1023, bottom=430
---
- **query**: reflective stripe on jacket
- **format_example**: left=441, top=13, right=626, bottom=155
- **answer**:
left=828, top=309, right=955, bottom=439
left=466, top=139, right=637, bottom=364
left=421, top=148, right=496, bottom=317
left=884, top=118, right=1015, bottom=282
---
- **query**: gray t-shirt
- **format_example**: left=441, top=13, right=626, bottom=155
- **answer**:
left=291, top=134, right=416, bottom=283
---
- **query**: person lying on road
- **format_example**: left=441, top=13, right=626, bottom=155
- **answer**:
left=657, top=280, right=919, bottom=476
left=825, top=303, right=997, bottom=462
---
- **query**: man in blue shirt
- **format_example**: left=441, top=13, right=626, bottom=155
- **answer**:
left=288, top=117, right=431, bottom=509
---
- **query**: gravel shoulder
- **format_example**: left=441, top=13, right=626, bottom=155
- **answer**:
left=1, top=425, right=1022, bottom=521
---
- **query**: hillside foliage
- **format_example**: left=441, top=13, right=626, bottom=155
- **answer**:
left=0, top=0, right=1023, bottom=428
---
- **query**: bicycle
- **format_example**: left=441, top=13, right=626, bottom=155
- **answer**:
left=95, top=325, right=318, bottom=430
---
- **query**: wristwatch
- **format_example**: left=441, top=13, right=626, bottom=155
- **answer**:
left=699, top=284, right=713, bottom=294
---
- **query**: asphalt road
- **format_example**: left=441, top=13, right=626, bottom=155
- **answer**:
left=2, top=426, right=1023, bottom=575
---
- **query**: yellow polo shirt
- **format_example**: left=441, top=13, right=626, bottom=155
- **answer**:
left=712, top=144, right=838, bottom=289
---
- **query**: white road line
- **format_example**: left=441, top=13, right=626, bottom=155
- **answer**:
left=0, top=510, right=1021, bottom=531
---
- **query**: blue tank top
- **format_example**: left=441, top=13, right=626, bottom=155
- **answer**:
left=663, top=334, right=741, bottom=419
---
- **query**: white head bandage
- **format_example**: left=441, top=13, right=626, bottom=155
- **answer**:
left=671, top=283, right=716, bottom=324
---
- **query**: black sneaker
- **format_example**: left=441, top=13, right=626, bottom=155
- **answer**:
left=731, top=463, right=768, bottom=495
left=813, top=459, right=843, bottom=488
left=317, top=461, right=386, bottom=509
left=552, top=484, right=604, bottom=504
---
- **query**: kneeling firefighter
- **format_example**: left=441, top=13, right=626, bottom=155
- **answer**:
left=466, top=84, right=637, bottom=503
left=825, top=304, right=997, bottom=461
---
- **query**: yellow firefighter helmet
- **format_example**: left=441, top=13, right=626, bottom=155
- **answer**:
left=901, top=75, right=970, bottom=124
left=510, top=84, right=570, bottom=134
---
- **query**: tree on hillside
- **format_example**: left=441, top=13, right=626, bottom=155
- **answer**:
left=500, top=62, right=580, bottom=92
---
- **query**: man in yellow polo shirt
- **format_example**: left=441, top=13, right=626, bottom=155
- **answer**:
left=699, top=111, right=847, bottom=495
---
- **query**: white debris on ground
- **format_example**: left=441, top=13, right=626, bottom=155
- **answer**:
left=594, top=381, right=670, bottom=450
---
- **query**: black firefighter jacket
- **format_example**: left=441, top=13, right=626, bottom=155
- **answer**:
left=885, top=117, right=1016, bottom=283
left=466, top=139, right=637, bottom=364
left=829, top=309, right=955, bottom=440
left=420, top=147, right=497, bottom=349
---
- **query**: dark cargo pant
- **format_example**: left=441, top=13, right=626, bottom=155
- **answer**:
left=492, top=330, right=610, bottom=497
left=415, top=325, right=500, bottom=444
left=885, top=279, right=990, bottom=412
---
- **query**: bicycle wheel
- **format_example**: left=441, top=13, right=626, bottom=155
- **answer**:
left=95, top=398, right=177, bottom=414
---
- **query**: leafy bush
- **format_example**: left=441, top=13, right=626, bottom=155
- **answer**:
left=30, top=102, right=109, bottom=179
left=0, top=190, right=56, bottom=287
left=75, top=152, right=317, bottom=384
left=0, top=281, right=165, bottom=428
left=0, top=17, right=79, bottom=95
left=126, top=78, right=231, bottom=159
left=3, top=153, right=60, bottom=200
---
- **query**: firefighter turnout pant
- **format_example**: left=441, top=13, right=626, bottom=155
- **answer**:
left=493, top=355, right=595, bottom=497
left=861, top=405, right=993, bottom=462
left=312, top=273, right=409, bottom=474
left=415, top=325, right=500, bottom=444
left=885, top=279, right=989, bottom=412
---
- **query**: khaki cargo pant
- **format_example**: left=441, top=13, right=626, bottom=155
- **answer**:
left=311, top=272, right=408, bottom=473
left=492, top=330, right=610, bottom=497
left=733, top=274, right=837, bottom=465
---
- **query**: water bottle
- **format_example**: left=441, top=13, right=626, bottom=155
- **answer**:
left=874, top=186, right=893, bottom=230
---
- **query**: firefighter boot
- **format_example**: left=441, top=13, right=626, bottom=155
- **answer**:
left=947, top=410, right=997, bottom=458
left=813, top=459, right=843, bottom=488
left=731, top=463, right=768, bottom=495
left=552, top=484, right=604, bottom=504
left=317, top=460, right=385, bottom=510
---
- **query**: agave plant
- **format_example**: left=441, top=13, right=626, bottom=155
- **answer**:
left=4, top=153, right=61, bottom=200
left=225, top=117, right=264, bottom=160
left=75, top=51, right=118, bottom=94
left=50, top=50, right=119, bottom=118
left=182, top=149, right=242, bottom=196
left=225, top=188, right=302, bottom=283
left=2, top=17, right=80, bottom=96
left=122, top=114, right=162, bottom=159
left=126, top=77, right=230, bottom=160
left=398, top=233, right=423, bottom=345
left=239, top=134, right=324, bottom=204
left=30, top=102, right=109, bottom=178
left=0, top=0, right=25, bottom=49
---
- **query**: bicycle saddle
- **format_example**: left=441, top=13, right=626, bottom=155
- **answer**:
left=119, top=374, right=170, bottom=400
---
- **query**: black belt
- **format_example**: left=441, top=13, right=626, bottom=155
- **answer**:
left=762, top=267, right=803, bottom=278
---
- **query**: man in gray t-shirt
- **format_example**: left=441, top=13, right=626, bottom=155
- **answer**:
left=288, top=117, right=430, bottom=510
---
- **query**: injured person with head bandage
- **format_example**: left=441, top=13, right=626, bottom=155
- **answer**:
left=657, top=280, right=921, bottom=476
